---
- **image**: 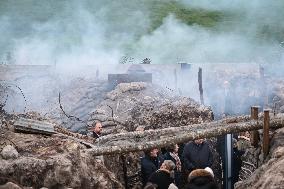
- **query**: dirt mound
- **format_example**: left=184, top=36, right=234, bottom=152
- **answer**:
left=89, top=82, right=213, bottom=135
left=0, top=129, right=123, bottom=189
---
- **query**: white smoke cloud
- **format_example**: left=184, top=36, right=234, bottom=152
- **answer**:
left=1, top=0, right=283, bottom=65
left=133, top=15, right=280, bottom=64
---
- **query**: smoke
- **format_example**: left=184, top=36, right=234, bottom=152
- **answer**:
left=0, top=0, right=151, bottom=65
left=0, top=0, right=283, bottom=65
left=133, top=15, right=280, bottom=63
left=1, top=0, right=284, bottom=116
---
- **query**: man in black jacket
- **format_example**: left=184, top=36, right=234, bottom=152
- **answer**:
left=89, top=121, right=103, bottom=139
left=141, top=148, right=164, bottom=186
left=182, top=139, right=213, bottom=174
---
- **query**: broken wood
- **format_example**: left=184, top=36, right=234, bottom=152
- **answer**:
left=86, top=114, right=284, bottom=156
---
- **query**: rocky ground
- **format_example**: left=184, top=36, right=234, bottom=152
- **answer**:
left=0, top=111, right=123, bottom=189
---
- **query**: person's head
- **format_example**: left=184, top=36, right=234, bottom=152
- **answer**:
left=90, top=121, right=103, bottom=135
left=160, top=160, right=176, bottom=172
left=166, top=144, right=179, bottom=153
left=186, top=169, right=218, bottom=189
left=194, top=138, right=204, bottom=145
left=145, top=148, right=159, bottom=158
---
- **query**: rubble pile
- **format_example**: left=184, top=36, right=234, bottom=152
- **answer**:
left=0, top=117, right=123, bottom=189
left=46, top=78, right=111, bottom=132
left=89, top=82, right=213, bottom=134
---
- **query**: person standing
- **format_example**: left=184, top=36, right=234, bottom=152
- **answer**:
left=182, top=139, right=213, bottom=174
left=141, top=148, right=164, bottom=186
left=164, top=144, right=182, bottom=187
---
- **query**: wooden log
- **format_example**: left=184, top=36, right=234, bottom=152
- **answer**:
left=251, top=106, right=259, bottom=147
left=85, top=115, right=284, bottom=156
left=263, top=110, right=270, bottom=157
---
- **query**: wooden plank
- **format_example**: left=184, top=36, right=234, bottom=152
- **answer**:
left=14, top=118, right=55, bottom=135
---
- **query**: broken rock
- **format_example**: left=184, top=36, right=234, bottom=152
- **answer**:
left=1, top=145, right=18, bottom=160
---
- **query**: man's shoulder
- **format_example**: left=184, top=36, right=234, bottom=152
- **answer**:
left=141, top=156, right=153, bottom=164
left=185, top=141, right=195, bottom=147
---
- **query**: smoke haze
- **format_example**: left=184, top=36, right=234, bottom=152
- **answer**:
left=0, top=0, right=283, bottom=65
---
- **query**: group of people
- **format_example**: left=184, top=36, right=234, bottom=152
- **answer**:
left=141, top=139, right=217, bottom=189
left=88, top=122, right=248, bottom=189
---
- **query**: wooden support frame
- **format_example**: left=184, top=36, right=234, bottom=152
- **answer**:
left=263, top=109, right=270, bottom=157
left=251, top=106, right=259, bottom=147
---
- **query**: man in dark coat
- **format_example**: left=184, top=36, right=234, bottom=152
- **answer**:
left=141, top=148, right=164, bottom=186
left=147, top=160, right=176, bottom=189
left=182, top=139, right=213, bottom=174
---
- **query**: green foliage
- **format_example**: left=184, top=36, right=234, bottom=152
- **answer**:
left=147, top=1, right=225, bottom=32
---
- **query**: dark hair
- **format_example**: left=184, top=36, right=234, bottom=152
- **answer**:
left=144, top=149, right=152, bottom=156
left=166, top=144, right=177, bottom=153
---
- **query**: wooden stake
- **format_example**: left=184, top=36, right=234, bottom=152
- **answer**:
left=263, top=109, right=270, bottom=157
left=251, top=106, right=259, bottom=147
left=198, top=67, right=204, bottom=105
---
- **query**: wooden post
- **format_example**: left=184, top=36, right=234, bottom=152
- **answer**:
left=263, top=109, right=270, bottom=157
left=198, top=67, right=204, bottom=105
left=251, top=106, right=259, bottom=147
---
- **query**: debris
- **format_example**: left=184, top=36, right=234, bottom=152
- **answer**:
left=14, top=118, right=55, bottom=135
left=1, top=145, right=18, bottom=160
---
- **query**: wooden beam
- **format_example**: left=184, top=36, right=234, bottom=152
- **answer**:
left=85, top=115, right=284, bottom=156
left=263, top=110, right=270, bottom=157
